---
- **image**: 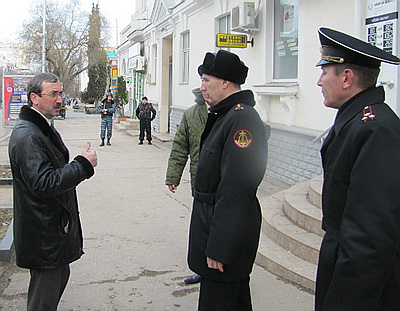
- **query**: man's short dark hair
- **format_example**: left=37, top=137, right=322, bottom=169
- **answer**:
left=142, top=96, right=148, bottom=101
left=27, top=73, right=59, bottom=107
left=334, top=64, right=380, bottom=89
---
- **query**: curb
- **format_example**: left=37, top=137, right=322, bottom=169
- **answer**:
left=0, top=206, right=13, bottom=262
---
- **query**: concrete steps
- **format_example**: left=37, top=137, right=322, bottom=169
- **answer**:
left=256, top=175, right=323, bottom=292
left=115, top=118, right=139, bottom=131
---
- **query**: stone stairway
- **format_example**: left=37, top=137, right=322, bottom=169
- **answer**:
left=115, top=118, right=139, bottom=131
left=256, top=175, right=323, bottom=292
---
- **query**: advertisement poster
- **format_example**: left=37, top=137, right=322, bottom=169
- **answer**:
left=366, top=0, right=398, bottom=54
left=365, top=0, right=399, bottom=114
left=2, top=75, right=33, bottom=126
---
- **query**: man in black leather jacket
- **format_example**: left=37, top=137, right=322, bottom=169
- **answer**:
left=8, top=73, right=98, bottom=311
left=136, top=96, right=156, bottom=145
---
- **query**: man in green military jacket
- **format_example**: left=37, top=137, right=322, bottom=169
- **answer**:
left=165, top=88, right=208, bottom=285
left=165, top=88, right=208, bottom=191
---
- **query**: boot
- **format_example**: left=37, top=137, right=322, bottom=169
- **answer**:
left=100, top=139, right=105, bottom=147
left=107, top=138, right=111, bottom=146
left=138, top=140, right=143, bottom=145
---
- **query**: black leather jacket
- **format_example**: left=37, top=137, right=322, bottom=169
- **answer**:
left=9, top=106, right=94, bottom=269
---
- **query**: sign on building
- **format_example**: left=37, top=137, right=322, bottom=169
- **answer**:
left=216, top=33, right=248, bottom=48
left=365, top=0, right=399, bottom=114
left=366, top=0, right=398, bottom=54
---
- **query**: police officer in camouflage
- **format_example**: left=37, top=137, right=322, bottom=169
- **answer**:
left=98, top=92, right=116, bottom=146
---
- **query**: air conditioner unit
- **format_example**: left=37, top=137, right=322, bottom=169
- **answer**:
left=136, top=56, right=146, bottom=72
left=231, top=2, right=258, bottom=32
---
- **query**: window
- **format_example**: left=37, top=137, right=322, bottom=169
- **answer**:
left=216, top=14, right=231, bottom=51
left=122, top=59, right=127, bottom=75
left=181, top=31, right=190, bottom=83
left=218, top=14, right=231, bottom=34
left=273, top=0, right=299, bottom=79
left=152, top=44, right=157, bottom=83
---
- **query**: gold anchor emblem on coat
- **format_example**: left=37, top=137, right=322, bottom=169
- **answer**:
left=237, top=130, right=249, bottom=146
left=234, top=129, right=253, bottom=148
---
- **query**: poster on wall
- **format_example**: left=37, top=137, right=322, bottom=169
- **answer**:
left=283, top=5, right=295, bottom=35
left=366, top=0, right=398, bottom=54
left=2, top=75, right=33, bottom=126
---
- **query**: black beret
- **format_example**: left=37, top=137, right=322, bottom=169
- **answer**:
left=198, top=50, right=249, bottom=84
left=316, top=27, right=399, bottom=68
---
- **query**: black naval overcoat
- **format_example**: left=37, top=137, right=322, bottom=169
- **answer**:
left=188, top=90, right=267, bottom=282
left=315, top=86, right=400, bottom=310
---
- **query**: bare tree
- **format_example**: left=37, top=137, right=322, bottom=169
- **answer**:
left=19, top=0, right=109, bottom=96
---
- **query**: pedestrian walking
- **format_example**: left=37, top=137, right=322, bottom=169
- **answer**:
left=8, top=72, right=98, bottom=311
left=165, top=87, right=208, bottom=285
left=98, top=92, right=116, bottom=146
left=188, top=50, right=268, bottom=310
left=315, top=27, right=400, bottom=311
left=136, top=96, right=156, bottom=145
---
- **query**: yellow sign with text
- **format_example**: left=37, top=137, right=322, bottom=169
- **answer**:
left=216, top=33, right=248, bottom=48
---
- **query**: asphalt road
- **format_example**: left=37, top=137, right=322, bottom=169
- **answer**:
left=0, top=106, right=314, bottom=310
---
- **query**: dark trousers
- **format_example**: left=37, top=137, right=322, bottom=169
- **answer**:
left=28, top=264, right=70, bottom=311
left=139, top=119, right=152, bottom=142
left=198, top=276, right=252, bottom=311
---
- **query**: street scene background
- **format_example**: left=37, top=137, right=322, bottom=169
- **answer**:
left=0, top=106, right=313, bottom=310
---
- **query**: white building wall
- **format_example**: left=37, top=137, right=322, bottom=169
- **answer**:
left=172, top=1, right=216, bottom=108
left=117, top=0, right=400, bottom=184
left=295, top=0, right=357, bottom=131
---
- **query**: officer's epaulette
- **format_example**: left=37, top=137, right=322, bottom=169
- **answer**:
left=235, top=103, right=245, bottom=111
left=361, top=105, right=375, bottom=123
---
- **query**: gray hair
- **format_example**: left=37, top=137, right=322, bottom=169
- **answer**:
left=27, top=73, right=59, bottom=107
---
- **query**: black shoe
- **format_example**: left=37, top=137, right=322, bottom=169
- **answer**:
left=148, top=141, right=152, bottom=145
left=100, top=139, right=105, bottom=147
left=184, top=274, right=201, bottom=285
left=138, top=141, right=143, bottom=145
left=107, top=139, right=111, bottom=146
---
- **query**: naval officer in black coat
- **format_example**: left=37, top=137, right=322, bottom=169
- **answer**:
left=315, top=27, right=400, bottom=311
left=188, top=50, right=267, bottom=310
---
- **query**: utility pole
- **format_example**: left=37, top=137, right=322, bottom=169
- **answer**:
left=41, top=0, right=46, bottom=73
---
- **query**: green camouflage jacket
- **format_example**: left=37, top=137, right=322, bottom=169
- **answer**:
left=165, top=102, right=208, bottom=187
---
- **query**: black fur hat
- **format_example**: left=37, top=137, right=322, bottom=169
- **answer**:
left=198, top=50, right=249, bottom=84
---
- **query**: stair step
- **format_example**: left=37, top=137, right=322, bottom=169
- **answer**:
left=309, top=175, right=323, bottom=209
left=125, top=118, right=139, bottom=127
left=115, top=123, right=128, bottom=131
left=115, top=119, right=139, bottom=131
left=261, top=193, right=322, bottom=265
left=256, top=229, right=316, bottom=292
left=283, top=181, right=323, bottom=237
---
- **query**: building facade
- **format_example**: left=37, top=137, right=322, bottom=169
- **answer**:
left=116, top=0, right=400, bottom=185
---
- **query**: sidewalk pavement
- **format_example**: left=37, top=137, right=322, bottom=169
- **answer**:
left=0, top=108, right=314, bottom=310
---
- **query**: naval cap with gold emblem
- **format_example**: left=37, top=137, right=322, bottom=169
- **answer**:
left=316, top=27, right=400, bottom=68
